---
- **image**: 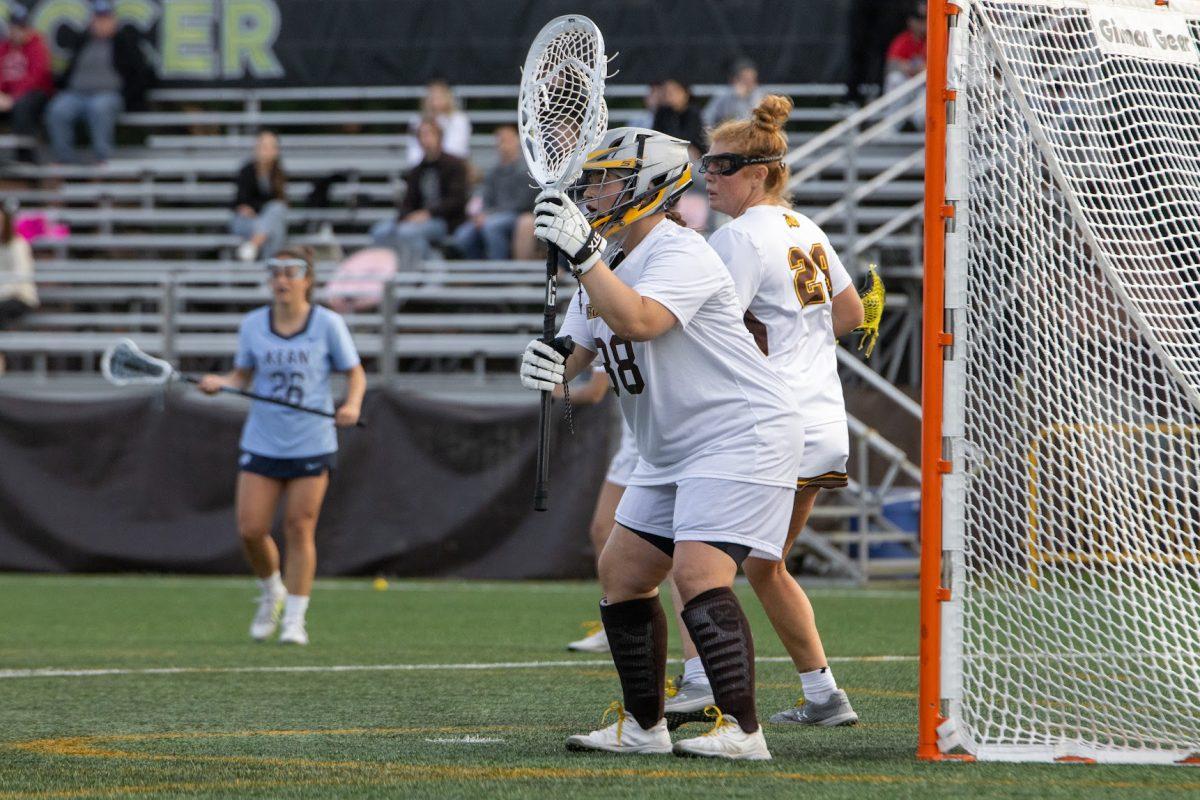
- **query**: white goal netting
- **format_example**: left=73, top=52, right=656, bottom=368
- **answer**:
left=941, top=0, right=1200, bottom=762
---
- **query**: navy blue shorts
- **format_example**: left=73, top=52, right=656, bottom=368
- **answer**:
left=238, top=451, right=337, bottom=480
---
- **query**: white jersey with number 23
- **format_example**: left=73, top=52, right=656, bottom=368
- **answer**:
left=708, top=205, right=853, bottom=427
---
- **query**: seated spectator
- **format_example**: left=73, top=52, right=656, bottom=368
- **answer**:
left=450, top=124, right=537, bottom=260
left=0, top=200, right=38, bottom=375
left=0, top=5, right=53, bottom=163
left=702, top=59, right=764, bottom=129
left=231, top=130, right=288, bottom=262
left=45, top=0, right=151, bottom=164
left=627, top=81, right=662, bottom=130
left=884, top=1, right=927, bottom=130
left=652, top=78, right=706, bottom=159
left=406, top=78, right=471, bottom=166
left=372, top=118, right=468, bottom=263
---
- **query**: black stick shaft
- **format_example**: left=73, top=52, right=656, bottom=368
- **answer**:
left=533, top=244, right=558, bottom=512
left=182, top=375, right=367, bottom=428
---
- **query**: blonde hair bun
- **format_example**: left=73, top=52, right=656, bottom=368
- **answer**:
left=752, top=94, right=793, bottom=132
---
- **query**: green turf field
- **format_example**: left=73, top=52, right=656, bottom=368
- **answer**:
left=0, top=575, right=1195, bottom=799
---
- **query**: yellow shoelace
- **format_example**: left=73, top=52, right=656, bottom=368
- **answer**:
left=601, top=700, right=626, bottom=744
left=855, top=264, right=886, bottom=359
left=665, top=677, right=679, bottom=699
left=700, top=705, right=733, bottom=737
left=580, top=620, right=603, bottom=637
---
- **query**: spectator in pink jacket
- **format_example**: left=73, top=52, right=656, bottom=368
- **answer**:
left=0, top=5, right=54, bottom=162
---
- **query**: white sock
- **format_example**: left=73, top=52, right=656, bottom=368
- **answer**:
left=800, top=666, right=838, bottom=704
left=283, top=594, right=309, bottom=623
left=682, top=656, right=710, bottom=687
left=258, top=572, right=285, bottom=596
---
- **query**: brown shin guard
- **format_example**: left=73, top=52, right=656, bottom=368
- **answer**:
left=599, top=596, right=668, bottom=730
left=681, top=586, right=758, bottom=733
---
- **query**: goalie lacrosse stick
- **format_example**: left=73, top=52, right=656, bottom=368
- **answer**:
left=101, top=339, right=366, bottom=427
left=519, top=14, right=609, bottom=511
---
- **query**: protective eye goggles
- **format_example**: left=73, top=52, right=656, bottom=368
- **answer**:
left=698, top=152, right=783, bottom=176
left=265, top=258, right=311, bottom=279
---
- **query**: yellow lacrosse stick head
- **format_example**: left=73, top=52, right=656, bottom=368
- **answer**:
left=856, top=264, right=885, bottom=359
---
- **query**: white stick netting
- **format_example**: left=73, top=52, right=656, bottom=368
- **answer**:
left=519, top=16, right=608, bottom=189
left=948, top=0, right=1200, bottom=762
left=101, top=339, right=174, bottom=386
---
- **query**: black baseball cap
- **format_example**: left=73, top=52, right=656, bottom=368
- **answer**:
left=92, top=0, right=115, bottom=15
left=9, top=4, right=30, bottom=25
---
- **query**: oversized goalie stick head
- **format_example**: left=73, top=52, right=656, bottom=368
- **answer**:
left=518, top=15, right=609, bottom=191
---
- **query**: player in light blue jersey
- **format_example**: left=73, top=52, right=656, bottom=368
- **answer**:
left=198, top=246, right=366, bottom=646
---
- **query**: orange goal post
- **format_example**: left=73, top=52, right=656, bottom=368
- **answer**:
left=920, top=0, right=1200, bottom=764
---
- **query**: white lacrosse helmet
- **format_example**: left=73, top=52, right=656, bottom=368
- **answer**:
left=571, top=127, right=694, bottom=238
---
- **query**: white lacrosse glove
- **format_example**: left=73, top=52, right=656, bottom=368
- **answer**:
left=520, top=336, right=575, bottom=392
left=533, top=189, right=607, bottom=276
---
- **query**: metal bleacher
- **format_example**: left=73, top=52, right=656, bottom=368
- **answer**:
left=0, top=79, right=926, bottom=385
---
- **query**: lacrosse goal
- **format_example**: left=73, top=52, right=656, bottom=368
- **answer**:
left=920, top=0, right=1200, bottom=763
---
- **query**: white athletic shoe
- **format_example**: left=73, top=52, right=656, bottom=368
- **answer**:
left=567, top=621, right=610, bottom=653
left=672, top=707, right=772, bottom=761
left=278, top=617, right=308, bottom=645
left=249, top=587, right=286, bottom=641
left=236, top=241, right=258, bottom=263
left=566, top=702, right=672, bottom=755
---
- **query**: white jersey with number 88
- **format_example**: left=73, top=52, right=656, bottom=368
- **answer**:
left=558, top=218, right=802, bottom=489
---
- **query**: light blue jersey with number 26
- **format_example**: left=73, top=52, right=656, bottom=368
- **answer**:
left=234, top=305, right=360, bottom=459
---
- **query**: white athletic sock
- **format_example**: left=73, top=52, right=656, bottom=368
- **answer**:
left=283, top=594, right=309, bottom=623
left=258, top=572, right=285, bottom=596
left=800, top=666, right=838, bottom=704
left=682, top=656, right=710, bottom=687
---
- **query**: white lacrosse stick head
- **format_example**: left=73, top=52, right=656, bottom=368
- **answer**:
left=519, top=14, right=609, bottom=190
left=101, top=338, right=175, bottom=386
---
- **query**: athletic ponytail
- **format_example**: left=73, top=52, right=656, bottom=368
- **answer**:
left=709, top=94, right=793, bottom=205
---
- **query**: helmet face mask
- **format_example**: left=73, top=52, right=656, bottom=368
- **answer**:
left=568, top=127, right=694, bottom=239
left=570, top=168, right=635, bottom=226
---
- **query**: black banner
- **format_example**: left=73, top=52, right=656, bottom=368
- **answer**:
left=0, top=388, right=611, bottom=578
left=1, top=0, right=913, bottom=88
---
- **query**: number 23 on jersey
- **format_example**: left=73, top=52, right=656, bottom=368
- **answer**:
left=789, top=243, right=833, bottom=308
left=595, top=335, right=645, bottom=396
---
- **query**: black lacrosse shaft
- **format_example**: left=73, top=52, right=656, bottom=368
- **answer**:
left=182, top=376, right=367, bottom=428
left=533, top=244, right=559, bottom=512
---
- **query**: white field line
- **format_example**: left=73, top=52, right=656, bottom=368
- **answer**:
left=0, top=655, right=916, bottom=681
left=0, top=574, right=918, bottom=600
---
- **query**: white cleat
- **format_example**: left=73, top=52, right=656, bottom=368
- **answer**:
left=567, top=621, right=610, bottom=653
left=566, top=702, right=672, bottom=755
left=672, top=707, right=772, bottom=761
left=249, top=588, right=285, bottom=641
left=278, top=617, right=308, bottom=646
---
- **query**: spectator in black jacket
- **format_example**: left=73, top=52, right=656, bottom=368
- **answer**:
left=652, top=78, right=706, bottom=160
left=231, top=130, right=288, bottom=262
left=370, top=118, right=468, bottom=263
left=44, top=0, right=152, bottom=164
